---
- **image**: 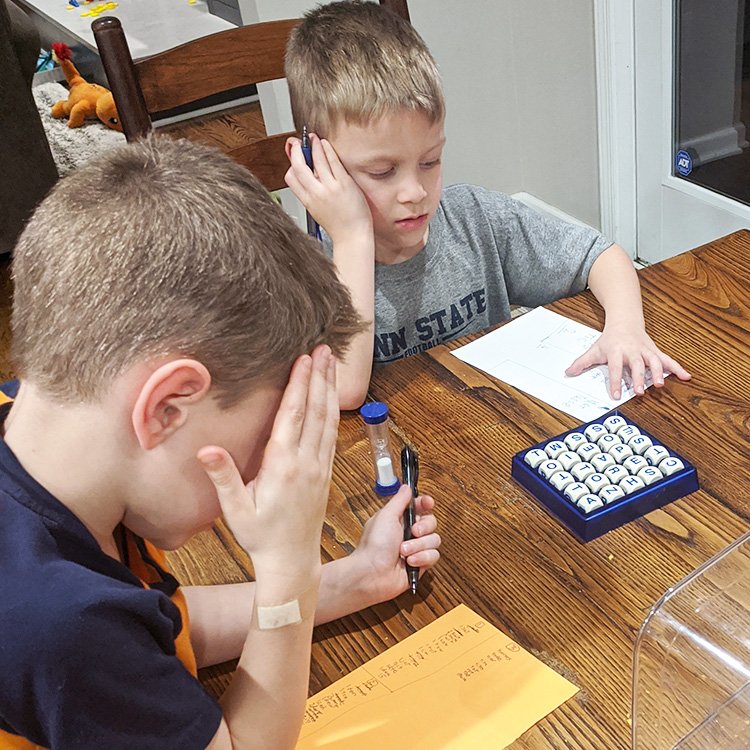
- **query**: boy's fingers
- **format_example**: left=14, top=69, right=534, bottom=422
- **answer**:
left=299, top=345, right=332, bottom=453
left=628, top=355, right=646, bottom=395
left=269, top=354, right=312, bottom=449
left=645, top=351, right=665, bottom=387
left=288, top=141, right=320, bottom=191
left=284, top=161, right=316, bottom=209
left=565, top=347, right=598, bottom=377
left=284, top=165, right=303, bottom=195
left=309, top=133, right=334, bottom=181
left=414, top=494, right=435, bottom=516
left=607, top=353, right=623, bottom=399
left=197, top=446, right=249, bottom=509
left=404, top=545, right=441, bottom=570
left=320, top=138, right=350, bottom=182
left=285, top=136, right=300, bottom=161
left=319, top=355, right=339, bottom=470
left=661, top=353, right=692, bottom=381
left=402, top=531, right=442, bottom=558
left=412, top=513, right=438, bottom=537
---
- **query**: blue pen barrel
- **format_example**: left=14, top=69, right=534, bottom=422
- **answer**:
left=301, top=126, right=322, bottom=240
left=306, top=214, right=320, bottom=239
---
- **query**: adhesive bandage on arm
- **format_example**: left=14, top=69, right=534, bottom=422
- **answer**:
left=256, top=599, right=302, bottom=630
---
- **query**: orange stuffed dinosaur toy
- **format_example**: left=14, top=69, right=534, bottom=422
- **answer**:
left=50, top=43, right=122, bottom=131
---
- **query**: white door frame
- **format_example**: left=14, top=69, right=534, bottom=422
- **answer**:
left=594, top=0, right=638, bottom=259
left=595, top=0, right=750, bottom=263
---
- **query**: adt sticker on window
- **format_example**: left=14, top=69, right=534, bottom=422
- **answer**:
left=675, top=149, right=693, bottom=176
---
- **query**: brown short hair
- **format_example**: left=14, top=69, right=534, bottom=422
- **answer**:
left=285, top=0, right=445, bottom=136
left=12, top=135, right=363, bottom=406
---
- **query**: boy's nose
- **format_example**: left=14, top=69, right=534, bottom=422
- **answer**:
left=398, top=175, right=428, bottom=205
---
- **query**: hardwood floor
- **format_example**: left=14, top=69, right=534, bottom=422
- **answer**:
left=160, top=101, right=267, bottom=151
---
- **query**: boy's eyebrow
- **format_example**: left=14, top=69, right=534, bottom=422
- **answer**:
left=356, top=138, right=447, bottom=167
left=422, top=137, right=447, bottom=156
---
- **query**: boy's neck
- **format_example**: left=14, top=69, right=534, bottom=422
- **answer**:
left=3, top=382, right=127, bottom=560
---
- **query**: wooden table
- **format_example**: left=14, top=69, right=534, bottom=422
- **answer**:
left=168, top=230, right=750, bottom=749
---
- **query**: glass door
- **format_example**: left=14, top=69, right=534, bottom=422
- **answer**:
left=675, top=1, right=750, bottom=205
left=634, top=0, right=750, bottom=264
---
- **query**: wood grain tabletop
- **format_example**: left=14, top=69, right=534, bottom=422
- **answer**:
left=167, top=230, right=750, bottom=749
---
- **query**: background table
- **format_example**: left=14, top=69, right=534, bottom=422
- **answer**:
left=12, top=0, right=233, bottom=86
left=12, top=0, right=232, bottom=58
left=168, top=230, right=750, bottom=749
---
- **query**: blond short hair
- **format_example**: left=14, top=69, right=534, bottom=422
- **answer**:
left=12, top=135, right=362, bottom=407
left=285, top=0, right=445, bottom=136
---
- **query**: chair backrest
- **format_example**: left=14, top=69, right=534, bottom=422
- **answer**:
left=92, top=15, right=298, bottom=192
left=379, top=0, right=410, bottom=22
left=92, top=1, right=410, bottom=193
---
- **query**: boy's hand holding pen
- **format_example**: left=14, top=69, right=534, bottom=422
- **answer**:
left=283, top=127, right=373, bottom=248
left=344, top=457, right=440, bottom=605
left=357, top=404, right=439, bottom=602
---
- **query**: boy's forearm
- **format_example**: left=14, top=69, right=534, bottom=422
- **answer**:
left=218, top=577, right=320, bottom=750
left=183, top=583, right=254, bottom=667
left=184, top=557, right=380, bottom=669
left=331, top=233, right=375, bottom=410
left=587, top=244, right=644, bottom=329
left=314, top=555, right=382, bottom=624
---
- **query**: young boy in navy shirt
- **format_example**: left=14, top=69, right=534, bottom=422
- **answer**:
left=0, top=136, right=440, bottom=750
left=284, top=0, right=691, bottom=409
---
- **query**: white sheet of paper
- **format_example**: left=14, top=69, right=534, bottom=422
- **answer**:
left=451, top=307, right=657, bottom=421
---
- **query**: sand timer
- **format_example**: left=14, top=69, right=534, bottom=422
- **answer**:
left=359, top=401, right=400, bottom=495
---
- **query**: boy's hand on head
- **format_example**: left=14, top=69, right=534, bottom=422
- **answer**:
left=198, top=345, right=338, bottom=593
left=349, top=486, right=440, bottom=602
left=285, top=133, right=372, bottom=245
left=565, top=322, right=691, bottom=399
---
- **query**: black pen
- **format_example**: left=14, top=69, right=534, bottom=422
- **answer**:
left=301, top=126, right=322, bottom=241
left=400, top=445, right=420, bottom=595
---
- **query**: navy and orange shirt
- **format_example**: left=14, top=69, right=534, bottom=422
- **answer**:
left=0, top=401, right=222, bottom=749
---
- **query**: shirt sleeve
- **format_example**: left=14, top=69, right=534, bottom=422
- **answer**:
left=4, top=585, right=223, bottom=750
left=481, top=190, right=613, bottom=308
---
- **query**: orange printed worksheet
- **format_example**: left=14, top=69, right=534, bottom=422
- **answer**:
left=297, top=604, right=578, bottom=749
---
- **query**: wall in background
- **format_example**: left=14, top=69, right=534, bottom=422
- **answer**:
left=239, top=0, right=602, bottom=228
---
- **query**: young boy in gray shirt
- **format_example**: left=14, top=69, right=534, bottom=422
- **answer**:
left=283, top=0, right=691, bottom=409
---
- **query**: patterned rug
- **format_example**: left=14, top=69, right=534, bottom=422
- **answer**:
left=32, top=82, right=126, bottom=176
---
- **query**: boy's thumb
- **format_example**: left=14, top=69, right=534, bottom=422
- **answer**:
left=384, top=484, right=414, bottom=517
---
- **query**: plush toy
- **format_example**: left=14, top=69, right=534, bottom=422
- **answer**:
left=50, top=43, right=122, bottom=131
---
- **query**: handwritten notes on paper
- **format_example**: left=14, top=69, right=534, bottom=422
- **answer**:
left=296, top=605, right=578, bottom=749
left=452, top=307, right=660, bottom=421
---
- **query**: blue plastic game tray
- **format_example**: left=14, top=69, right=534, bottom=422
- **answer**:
left=511, top=412, right=699, bottom=542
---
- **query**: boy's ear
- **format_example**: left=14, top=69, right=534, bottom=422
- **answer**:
left=131, top=359, right=212, bottom=450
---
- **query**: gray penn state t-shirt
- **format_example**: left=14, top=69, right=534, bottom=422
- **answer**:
left=324, top=183, right=612, bottom=364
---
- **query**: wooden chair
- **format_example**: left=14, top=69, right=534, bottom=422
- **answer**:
left=92, top=15, right=297, bottom=192
left=380, top=0, right=410, bottom=22
left=92, top=1, right=410, bottom=192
